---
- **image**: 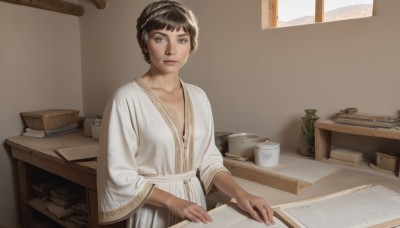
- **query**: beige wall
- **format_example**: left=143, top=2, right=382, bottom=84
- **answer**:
left=80, top=0, right=400, bottom=152
left=0, top=2, right=83, bottom=226
left=1, top=0, right=399, bottom=226
left=183, top=0, right=400, bottom=154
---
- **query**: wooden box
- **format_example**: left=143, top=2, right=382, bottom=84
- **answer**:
left=21, top=109, right=79, bottom=130
left=376, top=152, right=399, bottom=173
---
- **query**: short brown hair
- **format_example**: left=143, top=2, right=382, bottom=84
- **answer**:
left=136, top=0, right=199, bottom=63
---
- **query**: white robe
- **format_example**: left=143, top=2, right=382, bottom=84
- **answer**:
left=97, top=78, right=229, bottom=227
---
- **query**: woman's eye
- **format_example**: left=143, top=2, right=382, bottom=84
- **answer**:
left=154, top=37, right=165, bottom=43
left=178, top=38, right=188, bottom=44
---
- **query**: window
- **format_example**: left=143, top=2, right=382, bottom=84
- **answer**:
left=264, top=0, right=374, bottom=28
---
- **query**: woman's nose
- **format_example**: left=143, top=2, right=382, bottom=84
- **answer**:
left=165, top=43, right=177, bottom=55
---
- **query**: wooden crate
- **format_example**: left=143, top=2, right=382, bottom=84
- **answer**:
left=376, top=152, right=399, bottom=173
left=21, top=109, right=79, bottom=130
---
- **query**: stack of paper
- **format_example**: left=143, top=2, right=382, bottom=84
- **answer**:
left=328, top=148, right=363, bottom=167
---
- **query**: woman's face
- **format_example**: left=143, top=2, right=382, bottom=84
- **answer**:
left=146, top=28, right=191, bottom=75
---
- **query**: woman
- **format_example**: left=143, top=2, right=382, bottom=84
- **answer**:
left=97, top=1, right=275, bottom=227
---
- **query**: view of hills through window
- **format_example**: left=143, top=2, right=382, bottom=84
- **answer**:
left=278, top=0, right=373, bottom=27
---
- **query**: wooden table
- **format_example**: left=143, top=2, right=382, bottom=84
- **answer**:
left=7, top=129, right=400, bottom=227
left=6, top=131, right=123, bottom=228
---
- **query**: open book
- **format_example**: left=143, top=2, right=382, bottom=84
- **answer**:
left=170, top=202, right=288, bottom=228
left=276, top=185, right=400, bottom=228
left=172, top=185, right=400, bottom=228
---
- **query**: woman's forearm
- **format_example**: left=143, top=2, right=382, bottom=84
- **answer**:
left=146, top=187, right=175, bottom=207
left=213, top=172, right=247, bottom=199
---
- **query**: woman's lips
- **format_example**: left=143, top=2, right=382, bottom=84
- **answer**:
left=164, top=60, right=178, bottom=65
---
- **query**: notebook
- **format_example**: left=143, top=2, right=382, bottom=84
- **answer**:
left=55, top=144, right=98, bottom=163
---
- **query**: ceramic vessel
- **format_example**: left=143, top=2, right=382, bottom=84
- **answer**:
left=254, top=141, right=280, bottom=167
left=228, top=133, right=265, bottom=157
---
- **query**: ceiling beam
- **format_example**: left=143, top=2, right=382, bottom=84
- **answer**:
left=0, top=0, right=84, bottom=16
left=93, top=0, right=106, bottom=9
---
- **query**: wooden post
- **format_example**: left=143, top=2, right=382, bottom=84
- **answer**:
left=93, top=0, right=106, bottom=9
left=16, top=161, right=34, bottom=228
left=315, top=0, right=324, bottom=23
left=269, top=0, right=278, bottom=28
left=315, top=125, right=331, bottom=160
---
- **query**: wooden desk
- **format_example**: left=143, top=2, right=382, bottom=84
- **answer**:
left=315, top=119, right=400, bottom=160
left=6, top=131, right=123, bottom=228
left=8, top=130, right=400, bottom=227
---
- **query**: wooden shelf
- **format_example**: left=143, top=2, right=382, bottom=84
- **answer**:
left=316, top=120, right=400, bottom=140
left=6, top=132, right=124, bottom=228
left=315, top=120, right=400, bottom=160
left=28, top=198, right=78, bottom=228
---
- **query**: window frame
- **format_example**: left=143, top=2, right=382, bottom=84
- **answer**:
left=268, top=0, right=373, bottom=28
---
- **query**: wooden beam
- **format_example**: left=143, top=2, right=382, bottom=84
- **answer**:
left=0, top=0, right=84, bottom=16
left=315, top=0, right=324, bottom=23
left=93, top=0, right=106, bottom=9
left=224, top=158, right=312, bottom=194
left=261, top=0, right=269, bottom=29
left=269, top=0, right=278, bottom=28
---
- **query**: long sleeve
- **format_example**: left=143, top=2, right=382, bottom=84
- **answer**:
left=195, top=90, right=230, bottom=194
left=97, top=89, right=154, bottom=224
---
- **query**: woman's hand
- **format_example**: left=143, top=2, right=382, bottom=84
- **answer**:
left=235, top=191, right=275, bottom=225
left=165, top=196, right=213, bottom=224
left=146, top=188, right=212, bottom=224
left=213, top=172, right=275, bottom=225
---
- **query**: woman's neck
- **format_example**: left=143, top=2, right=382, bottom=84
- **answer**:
left=141, top=71, right=181, bottom=92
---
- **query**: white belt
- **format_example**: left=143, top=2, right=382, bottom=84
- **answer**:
left=143, top=170, right=197, bottom=184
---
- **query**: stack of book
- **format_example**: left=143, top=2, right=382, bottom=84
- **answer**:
left=334, top=112, right=400, bottom=129
left=31, top=180, right=88, bottom=227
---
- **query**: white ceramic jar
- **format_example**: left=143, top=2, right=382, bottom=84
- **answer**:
left=84, top=115, right=97, bottom=137
left=254, top=141, right=280, bottom=167
left=91, top=118, right=102, bottom=141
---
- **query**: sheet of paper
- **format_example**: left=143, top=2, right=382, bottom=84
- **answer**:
left=280, top=185, right=400, bottom=228
left=268, top=154, right=340, bottom=183
left=172, top=204, right=287, bottom=228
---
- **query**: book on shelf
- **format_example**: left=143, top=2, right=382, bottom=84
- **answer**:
left=172, top=185, right=400, bottom=228
left=337, top=113, right=400, bottom=123
left=334, top=112, right=400, bottom=129
left=22, top=123, right=79, bottom=138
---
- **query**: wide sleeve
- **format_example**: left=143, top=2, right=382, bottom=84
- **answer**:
left=196, top=92, right=230, bottom=194
left=97, top=92, right=154, bottom=224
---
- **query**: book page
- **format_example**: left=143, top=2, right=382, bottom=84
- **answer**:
left=279, top=185, right=400, bottom=228
left=171, top=203, right=287, bottom=228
